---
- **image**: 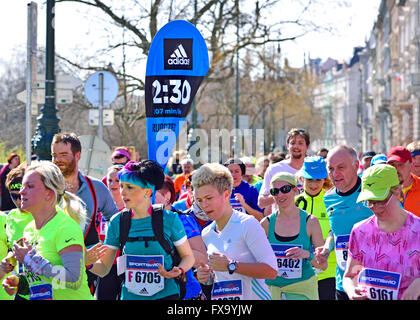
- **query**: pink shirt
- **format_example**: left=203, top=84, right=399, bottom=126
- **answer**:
left=349, top=211, right=420, bottom=299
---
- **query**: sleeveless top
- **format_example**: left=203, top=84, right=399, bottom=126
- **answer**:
left=265, top=209, right=315, bottom=287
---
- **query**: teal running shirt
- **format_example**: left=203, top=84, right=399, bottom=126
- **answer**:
left=323, top=177, right=373, bottom=293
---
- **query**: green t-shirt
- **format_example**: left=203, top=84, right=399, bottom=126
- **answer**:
left=0, top=212, right=13, bottom=300
left=23, top=208, right=93, bottom=300
left=6, top=208, right=34, bottom=273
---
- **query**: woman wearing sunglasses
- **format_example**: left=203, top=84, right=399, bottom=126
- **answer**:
left=0, top=163, right=33, bottom=300
left=261, top=172, right=326, bottom=300
left=343, top=164, right=420, bottom=300
left=295, top=156, right=336, bottom=300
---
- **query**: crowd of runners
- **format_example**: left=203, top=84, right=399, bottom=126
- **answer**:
left=0, top=128, right=419, bottom=300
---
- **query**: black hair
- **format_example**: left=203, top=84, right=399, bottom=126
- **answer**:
left=224, top=158, right=246, bottom=175
left=125, top=160, right=165, bottom=190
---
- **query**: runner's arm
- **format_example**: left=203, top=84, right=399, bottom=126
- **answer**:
left=342, top=255, right=366, bottom=300
left=89, top=245, right=118, bottom=278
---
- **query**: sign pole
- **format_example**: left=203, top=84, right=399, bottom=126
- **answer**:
left=26, top=2, right=37, bottom=164
left=98, top=72, right=104, bottom=139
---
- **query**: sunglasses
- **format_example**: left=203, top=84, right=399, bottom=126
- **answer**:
left=10, top=193, right=21, bottom=201
left=270, top=185, right=294, bottom=196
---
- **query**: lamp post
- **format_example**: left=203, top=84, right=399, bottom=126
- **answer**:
left=32, top=0, right=60, bottom=160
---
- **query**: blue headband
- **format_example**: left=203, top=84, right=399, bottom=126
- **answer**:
left=411, top=150, right=420, bottom=158
left=118, top=168, right=155, bottom=191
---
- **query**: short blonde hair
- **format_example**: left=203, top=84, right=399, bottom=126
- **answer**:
left=191, top=163, right=233, bottom=194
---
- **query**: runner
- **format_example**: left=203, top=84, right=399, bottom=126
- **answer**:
left=0, top=153, right=21, bottom=211
left=258, top=128, right=310, bottom=213
left=193, top=163, right=277, bottom=300
left=406, top=140, right=420, bottom=177
left=155, top=175, right=208, bottom=300
left=174, top=158, right=194, bottom=198
left=172, top=173, right=194, bottom=212
left=2, top=161, right=92, bottom=300
left=0, top=163, right=32, bottom=300
left=314, top=144, right=373, bottom=300
left=343, top=164, right=420, bottom=300
left=51, top=132, right=119, bottom=294
left=295, top=155, right=336, bottom=300
left=261, top=172, right=326, bottom=300
left=386, top=146, right=420, bottom=217
left=88, top=160, right=195, bottom=300
left=0, top=211, right=13, bottom=300
left=224, top=158, right=264, bottom=221
left=95, top=164, right=125, bottom=300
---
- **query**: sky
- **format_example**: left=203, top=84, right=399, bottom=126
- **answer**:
left=1, top=0, right=381, bottom=72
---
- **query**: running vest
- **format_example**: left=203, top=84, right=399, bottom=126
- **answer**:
left=295, top=190, right=337, bottom=281
left=323, top=178, right=373, bottom=292
left=266, top=209, right=315, bottom=287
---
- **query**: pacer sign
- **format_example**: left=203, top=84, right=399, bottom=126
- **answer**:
left=145, top=20, right=209, bottom=169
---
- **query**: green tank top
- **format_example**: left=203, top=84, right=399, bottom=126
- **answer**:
left=265, top=209, right=315, bottom=287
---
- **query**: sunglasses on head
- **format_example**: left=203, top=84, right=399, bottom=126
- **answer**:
left=270, top=185, right=294, bottom=196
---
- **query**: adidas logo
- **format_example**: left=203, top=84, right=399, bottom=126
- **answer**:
left=167, top=44, right=190, bottom=66
left=139, top=287, right=149, bottom=295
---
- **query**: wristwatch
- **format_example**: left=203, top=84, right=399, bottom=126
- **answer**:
left=228, top=260, right=237, bottom=275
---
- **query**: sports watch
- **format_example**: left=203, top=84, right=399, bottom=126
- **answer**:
left=228, top=260, right=237, bottom=274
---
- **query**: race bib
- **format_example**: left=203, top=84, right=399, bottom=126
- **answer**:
left=211, top=280, right=243, bottom=300
left=335, top=235, right=350, bottom=271
left=230, top=198, right=246, bottom=213
left=29, top=283, right=53, bottom=300
left=358, top=268, right=401, bottom=300
left=99, top=216, right=107, bottom=236
left=121, top=255, right=164, bottom=297
left=271, top=244, right=303, bottom=279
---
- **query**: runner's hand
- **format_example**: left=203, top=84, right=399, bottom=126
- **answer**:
left=157, top=263, right=183, bottom=279
left=197, top=262, right=212, bottom=284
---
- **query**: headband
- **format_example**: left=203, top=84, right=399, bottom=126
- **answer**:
left=118, top=162, right=155, bottom=191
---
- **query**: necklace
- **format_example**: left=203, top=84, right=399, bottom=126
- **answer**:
left=38, top=210, right=57, bottom=230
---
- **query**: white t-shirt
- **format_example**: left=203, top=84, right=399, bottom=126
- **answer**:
left=202, top=210, right=277, bottom=300
left=259, top=161, right=300, bottom=213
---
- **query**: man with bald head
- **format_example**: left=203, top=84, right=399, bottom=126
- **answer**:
left=315, top=145, right=373, bottom=300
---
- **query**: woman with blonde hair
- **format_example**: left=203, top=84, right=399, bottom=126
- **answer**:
left=2, top=161, right=93, bottom=300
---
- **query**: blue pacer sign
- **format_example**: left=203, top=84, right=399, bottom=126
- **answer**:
left=145, top=20, right=209, bottom=169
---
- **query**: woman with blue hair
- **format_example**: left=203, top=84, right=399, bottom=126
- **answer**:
left=88, top=160, right=195, bottom=300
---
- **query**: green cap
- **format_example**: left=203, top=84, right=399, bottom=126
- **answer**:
left=270, top=172, right=297, bottom=187
left=356, top=164, right=400, bottom=203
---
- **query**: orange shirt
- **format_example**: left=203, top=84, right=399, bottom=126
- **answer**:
left=403, top=174, right=420, bottom=217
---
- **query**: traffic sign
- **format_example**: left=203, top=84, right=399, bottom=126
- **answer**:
left=84, top=71, right=119, bottom=107
left=17, top=88, right=73, bottom=104
left=36, top=74, right=82, bottom=90
left=78, top=135, right=112, bottom=179
left=88, top=109, right=114, bottom=126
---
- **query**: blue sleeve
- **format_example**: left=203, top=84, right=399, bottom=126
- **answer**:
left=93, top=180, right=119, bottom=221
left=248, top=185, right=263, bottom=213
left=178, top=214, right=201, bottom=239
